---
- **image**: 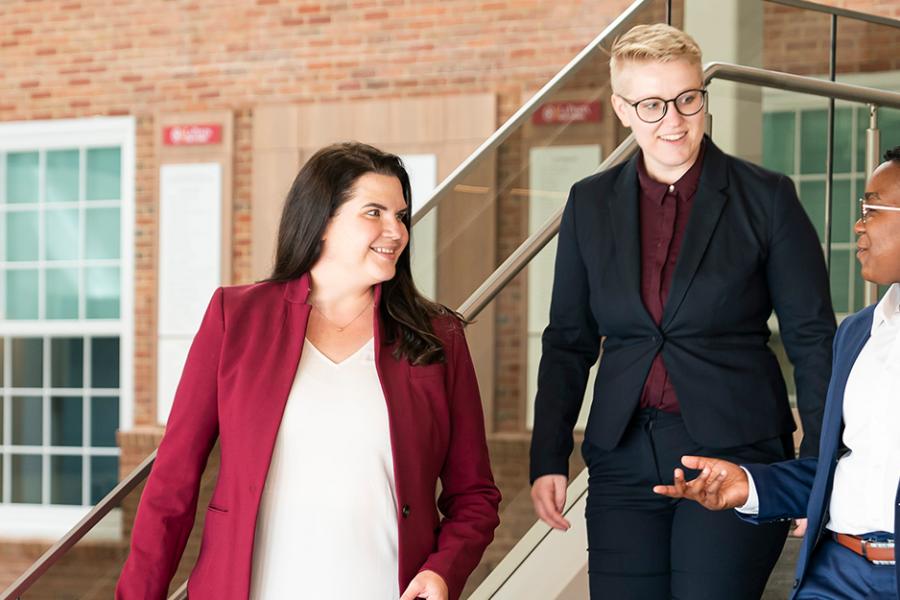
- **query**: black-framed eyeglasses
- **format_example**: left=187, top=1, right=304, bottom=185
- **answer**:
left=859, top=198, right=900, bottom=223
left=617, top=88, right=708, bottom=123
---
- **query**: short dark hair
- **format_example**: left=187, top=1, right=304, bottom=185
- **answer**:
left=883, top=146, right=900, bottom=162
left=267, top=141, right=457, bottom=365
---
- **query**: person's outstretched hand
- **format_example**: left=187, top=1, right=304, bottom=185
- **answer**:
left=652, top=455, right=750, bottom=511
left=400, top=570, right=448, bottom=600
left=531, top=474, right=571, bottom=530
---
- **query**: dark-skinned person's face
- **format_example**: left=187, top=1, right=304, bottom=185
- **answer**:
left=855, top=159, right=900, bottom=286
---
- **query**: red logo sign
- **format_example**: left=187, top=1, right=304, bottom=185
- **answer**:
left=532, top=101, right=601, bottom=125
left=163, top=124, right=222, bottom=146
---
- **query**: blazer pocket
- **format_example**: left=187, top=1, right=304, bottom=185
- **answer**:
left=207, top=503, right=228, bottom=514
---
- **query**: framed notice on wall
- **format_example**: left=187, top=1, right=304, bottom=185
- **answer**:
left=157, top=162, right=222, bottom=423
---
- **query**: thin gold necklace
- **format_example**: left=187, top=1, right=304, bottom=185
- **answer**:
left=312, top=298, right=373, bottom=332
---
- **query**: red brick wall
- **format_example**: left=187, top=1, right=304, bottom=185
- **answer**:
left=763, top=2, right=900, bottom=75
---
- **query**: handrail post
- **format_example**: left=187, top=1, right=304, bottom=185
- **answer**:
left=864, top=104, right=880, bottom=306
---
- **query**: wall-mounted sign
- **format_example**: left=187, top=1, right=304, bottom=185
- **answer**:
left=163, top=124, right=222, bottom=146
left=532, top=101, right=601, bottom=125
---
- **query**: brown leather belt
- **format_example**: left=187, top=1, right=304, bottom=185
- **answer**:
left=833, top=533, right=895, bottom=565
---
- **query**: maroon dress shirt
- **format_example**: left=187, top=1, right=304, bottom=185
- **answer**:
left=636, top=143, right=706, bottom=413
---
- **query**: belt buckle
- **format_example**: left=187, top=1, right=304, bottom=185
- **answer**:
left=861, top=539, right=896, bottom=566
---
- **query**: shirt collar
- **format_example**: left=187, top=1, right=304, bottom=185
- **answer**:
left=872, top=282, right=900, bottom=333
left=636, top=138, right=706, bottom=204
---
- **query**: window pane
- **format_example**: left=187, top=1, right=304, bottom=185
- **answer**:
left=879, top=108, right=900, bottom=158
left=6, top=152, right=39, bottom=204
left=51, top=337, right=83, bottom=388
left=86, top=266, right=119, bottom=319
left=799, top=180, right=826, bottom=242
left=45, top=208, right=80, bottom=261
left=51, top=396, right=83, bottom=446
left=46, top=268, right=79, bottom=319
left=6, top=269, right=39, bottom=320
left=833, top=108, right=853, bottom=174
left=833, top=179, right=853, bottom=245
left=830, top=249, right=851, bottom=314
left=11, top=454, right=42, bottom=503
left=91, top=337, right=119, bottom=388
left=762, top=112, right=795, bottom=174
left=862, top=107, right=900, bottom=167
left=12, top=396, right=42, bottom=445
left=91, top=396, right=119, bottom=447
left=85, top=207, right=120, bottom=259
left=50, top=455, right=82, bottom=505
left=7, top=210, right=39, bottom=261
left=86, top=147, right=121, bottom=201
left=0, top=338, right=4, bottom=388
left=12, top=337, right=42, bottom=388
left=90, top=456, right=118, bottom=504
left=46, top=150, right=80, bottom=203
left=800, top=110, right=828, bottom=175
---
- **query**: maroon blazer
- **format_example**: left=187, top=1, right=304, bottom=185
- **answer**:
left=117, top=274, right=501, bottom=600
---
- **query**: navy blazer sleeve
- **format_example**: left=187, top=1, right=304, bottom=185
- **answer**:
left=529, top=183, right=601, bottom=482
left=740, top=458, right=819, bottom=523
left=765, top=175, right=835, bottom=458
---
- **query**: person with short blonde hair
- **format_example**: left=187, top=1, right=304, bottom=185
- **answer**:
left=609, top=23, right=703, bottom=92
left=530, top=22, right=835, bottom=599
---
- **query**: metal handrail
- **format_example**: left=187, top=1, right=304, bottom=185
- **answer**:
left=410, top=0, right=653, bottom=225
left=704, top=62, right=900, bottom=109
left=458, top=61, right=900, bottom=321
left=768, top=0, right=900, bottom=29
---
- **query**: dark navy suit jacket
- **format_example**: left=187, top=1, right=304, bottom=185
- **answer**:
left=743, top=304, right=900, bottom=598
left=530, top=138, right=835, bottom=482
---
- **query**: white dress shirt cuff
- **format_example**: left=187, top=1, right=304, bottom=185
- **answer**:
left=735, top=467, right=760, bottom=515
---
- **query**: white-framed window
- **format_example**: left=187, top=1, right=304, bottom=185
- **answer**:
left=0, top=117, right=134, bottom=537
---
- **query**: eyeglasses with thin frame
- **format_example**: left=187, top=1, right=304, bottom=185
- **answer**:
left=617, top=89, right=708, bottom=124
left=858, top=198, right=900, bottom=223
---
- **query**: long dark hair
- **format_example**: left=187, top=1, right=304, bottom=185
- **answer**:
left=267, top=142, right=457, bottom=365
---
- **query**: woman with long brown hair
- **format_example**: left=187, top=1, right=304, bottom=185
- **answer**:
left=117, top=142, right=500, bottom=600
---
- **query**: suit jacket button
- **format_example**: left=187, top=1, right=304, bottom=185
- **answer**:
left=793, top=579, right=799, bottom=589
left=402, top=504, right=411, bottom=518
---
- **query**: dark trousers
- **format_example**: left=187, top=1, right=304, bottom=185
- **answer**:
left=582, top=409, right=792, bottom=600
left=796, top=535, right=897, bottom=599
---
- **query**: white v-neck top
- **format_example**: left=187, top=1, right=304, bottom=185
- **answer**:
left=249, top=337, right=400, bottom=599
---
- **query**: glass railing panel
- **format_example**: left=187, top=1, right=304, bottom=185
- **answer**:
left=422, top=0, right=666, bottom=314
left=6, top=447, right=220, bottom=599
left=836, top=11, right=900, bottom=305
left=417, top=0, right=665, bottom=446
left=461, top=237, right=590, bottom=597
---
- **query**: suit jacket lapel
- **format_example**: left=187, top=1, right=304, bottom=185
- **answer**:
left=243, top=275, right=312, bottom=496
left=661, top=140, right=728, bottom=329
left=820, top=317, right=872, bottom=462
left=802, top=312, right=872, bottom=565
left=611, top=156, right=653, bottom=326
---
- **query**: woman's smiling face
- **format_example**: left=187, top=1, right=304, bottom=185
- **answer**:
left=316, top=172, right=410, bottom=287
